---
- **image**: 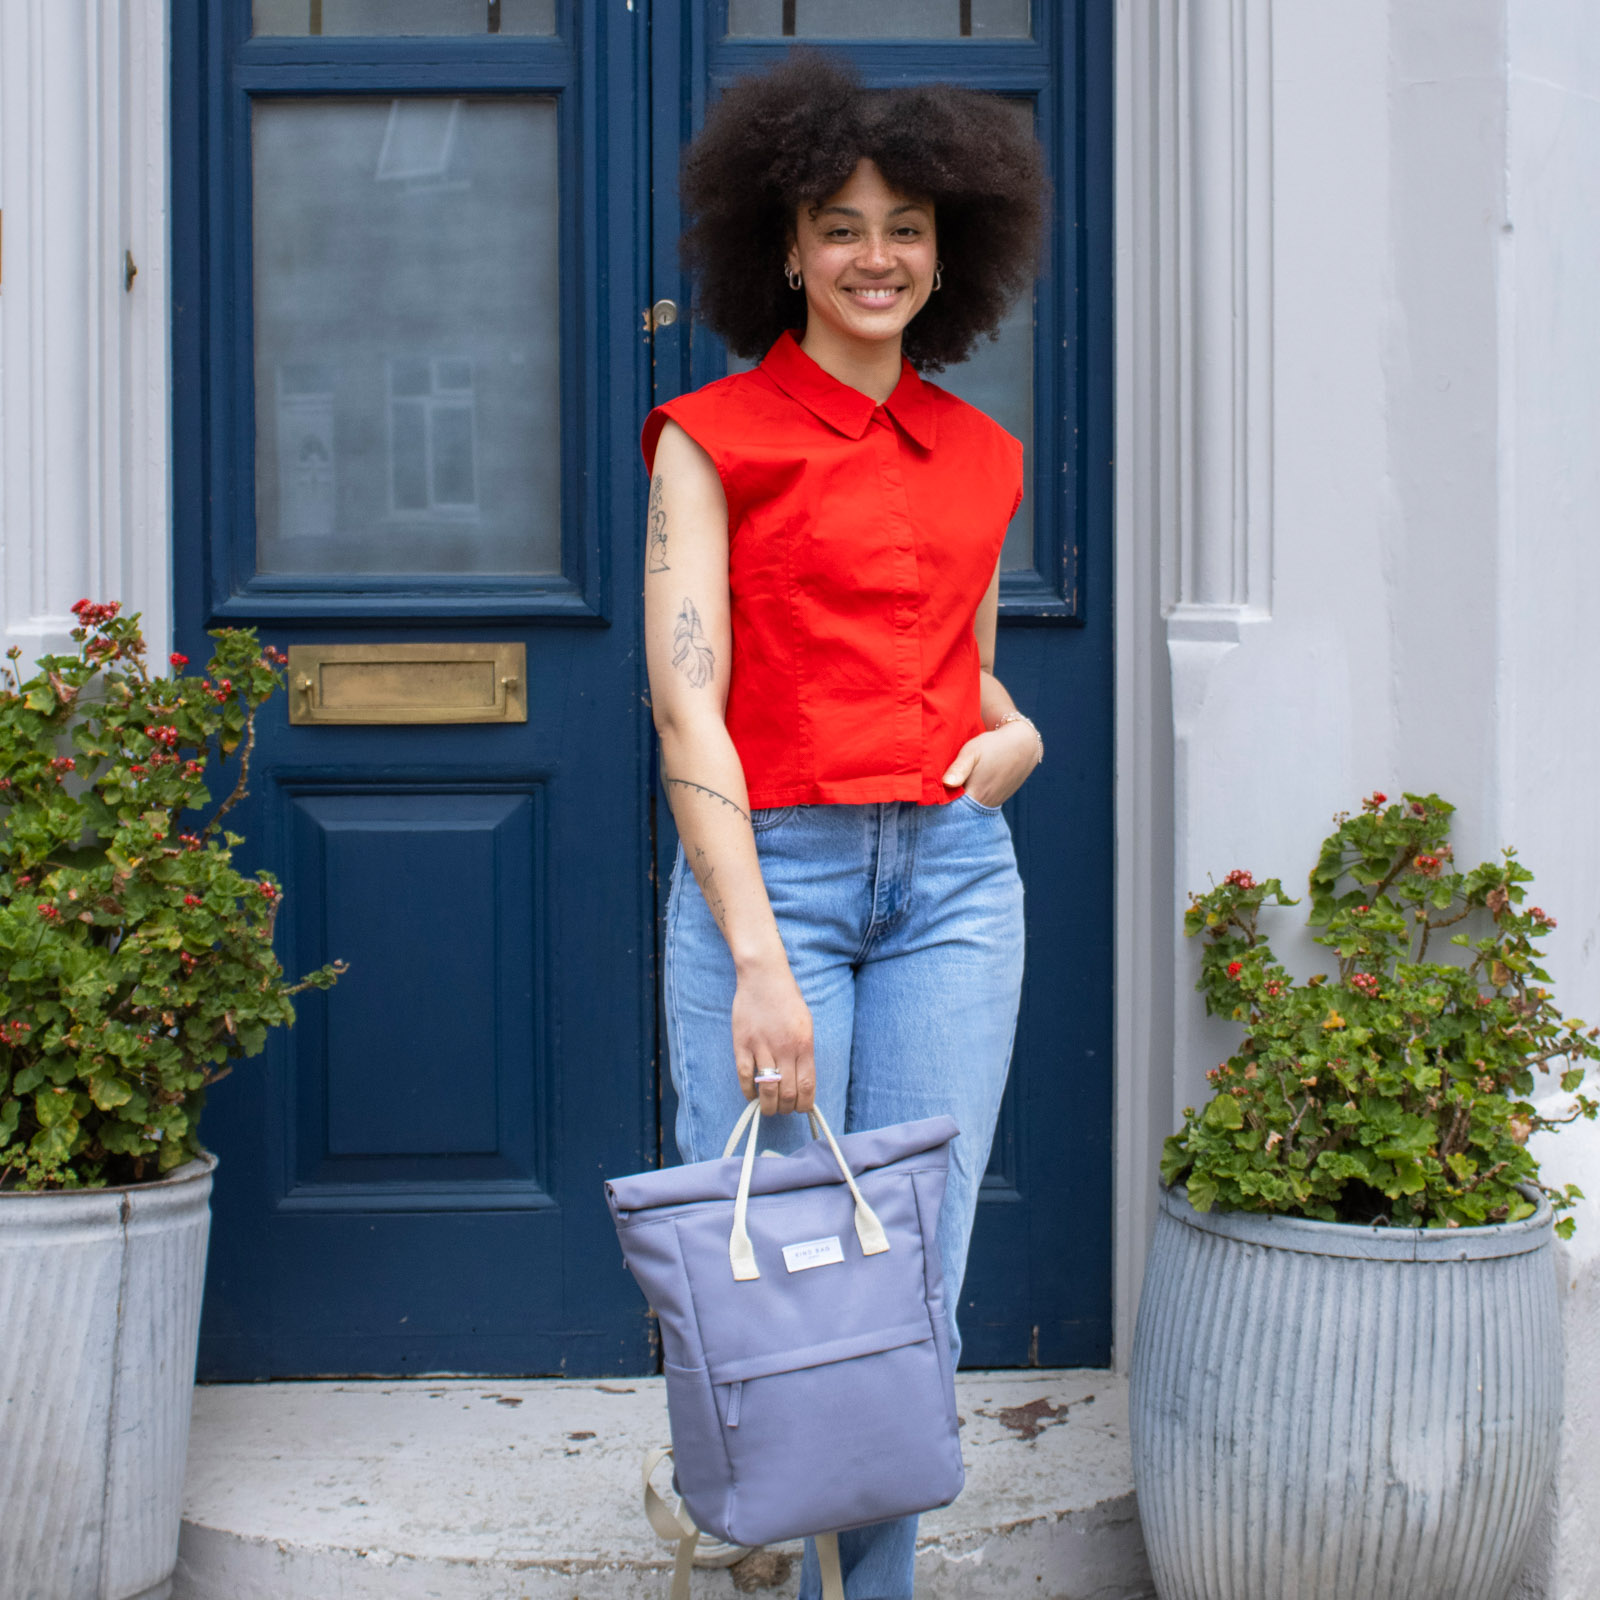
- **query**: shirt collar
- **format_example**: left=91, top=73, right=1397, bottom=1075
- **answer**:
left=759, top=331, right=938, bottom=452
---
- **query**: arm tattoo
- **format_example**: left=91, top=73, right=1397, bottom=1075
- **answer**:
left=647, top=474, right=669, bottom=574
left=665, top=776, right=750, bottom=824
left=692, top=844, right=729, bottom=931
left=671, top=598, right=715, bottom=688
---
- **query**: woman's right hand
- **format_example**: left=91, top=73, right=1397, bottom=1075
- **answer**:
left=731, top=952, right=816, bottom=1118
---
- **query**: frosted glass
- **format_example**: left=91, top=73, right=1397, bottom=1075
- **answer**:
left=936, top=294, right=1034, bottom=570
left=252, top=97, right=561, bottom=578
left=253, top=0, right=556, bottom=35
left=727, top=0, right=1029, bottom=39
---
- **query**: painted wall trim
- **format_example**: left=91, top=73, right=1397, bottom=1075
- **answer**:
left=0, top=0, right=171, bottom=662
left=1114, top=0, right=1274, bottom=1367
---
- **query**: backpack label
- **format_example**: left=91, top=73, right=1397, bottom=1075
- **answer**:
left=782, top=1235, right=845, bottom=1273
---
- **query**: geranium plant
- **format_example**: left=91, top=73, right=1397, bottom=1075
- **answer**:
left=1162, top=792, right=1599, bottom=1236
left=0, top=600, right=341, bottom=1191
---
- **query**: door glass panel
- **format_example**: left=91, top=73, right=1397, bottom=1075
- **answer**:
left=252, top=96, right=560, bottom=578
left=937, top=294, right=1033, bottom=570
left=253, top=0, right=556, bottom=35
left=726, top=0, right=1029, bottom=39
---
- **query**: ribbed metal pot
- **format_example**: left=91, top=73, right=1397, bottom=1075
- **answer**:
left=1130, top=1183, right=1559, bottom=1600
left=0, top=1155, right=214, bottom=1600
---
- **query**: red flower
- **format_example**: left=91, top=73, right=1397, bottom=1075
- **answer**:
left=49, top=756, right=75, bottom=774
left=1530, top=906, right=1557, bottom=929
left=184, top=895, right=203, bottom=908
left=1349, top=973, right=1380, bottom=997
left=1226, top=960, right=1244, bottom=979
left=37, top=905, right=59, bottom=920
left=70, top=598, right=121, bottom=628
left=1354, top=904, right=1370, bottom=915
left=259, top=882, right=278, bottom=900
left=1224, top=868, right=1257, bottom=890
left=1362, top=791, right=1388, bottom=812
left=169, top=652, right=190, bottom=670
left=1410, top=801, right=1427, bottom=817
left=1413, top=854, right=1441, bottom=877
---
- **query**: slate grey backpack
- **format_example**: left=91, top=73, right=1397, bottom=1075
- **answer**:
left=605, top=1103, right=965, bottom=1597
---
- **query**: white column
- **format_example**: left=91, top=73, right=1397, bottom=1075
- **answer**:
left=1114, top=0, right=1275, bottom=1364
left=0, top=0, right=171, bottom=668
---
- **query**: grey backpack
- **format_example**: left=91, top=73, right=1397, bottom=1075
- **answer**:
left=606, top=1103, right=964, bottom=1595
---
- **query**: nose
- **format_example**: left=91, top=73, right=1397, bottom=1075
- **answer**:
left=856, top=232, right=895, bottom=272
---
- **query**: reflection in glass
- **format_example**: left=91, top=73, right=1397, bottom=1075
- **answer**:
left=253, top=0, right=556, bottom=35
left=726, top=0, right=1029, bottom=39
left=253, top=97, right=561, bottom=578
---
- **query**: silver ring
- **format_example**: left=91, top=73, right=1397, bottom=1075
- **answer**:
left=753, top=1072, right=782, bottom=1084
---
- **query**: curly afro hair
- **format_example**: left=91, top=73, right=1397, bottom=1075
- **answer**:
left=679, top=51, right=1048, bottom=373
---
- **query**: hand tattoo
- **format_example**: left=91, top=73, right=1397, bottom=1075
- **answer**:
left=671, top=598, right=715, bottom=688
left=647, top=474, right=669, bottom=574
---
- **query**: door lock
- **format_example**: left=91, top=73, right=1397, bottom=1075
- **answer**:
left=646, top=298, right=679, bottom=333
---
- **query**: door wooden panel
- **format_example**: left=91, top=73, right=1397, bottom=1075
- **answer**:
left=287, top=788, right=543, bottom=1181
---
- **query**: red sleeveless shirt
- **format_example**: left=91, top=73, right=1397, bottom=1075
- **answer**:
left=642, top=332, right=1023, bottom=808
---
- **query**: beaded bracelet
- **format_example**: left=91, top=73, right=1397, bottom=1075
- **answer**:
left=989, top=710, right=1044, bottom=766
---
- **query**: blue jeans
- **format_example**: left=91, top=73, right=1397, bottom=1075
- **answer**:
left=664, top=798, right=1026, bottom=1600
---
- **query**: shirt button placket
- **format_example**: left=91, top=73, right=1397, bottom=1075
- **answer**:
left=871, top=412, right=923, bottom=800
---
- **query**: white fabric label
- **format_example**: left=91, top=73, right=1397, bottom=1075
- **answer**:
left=782, top=1235, right=845, bottom=1273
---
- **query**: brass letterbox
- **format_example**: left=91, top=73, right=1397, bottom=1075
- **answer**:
left=286, top=643, right=527, bottom=725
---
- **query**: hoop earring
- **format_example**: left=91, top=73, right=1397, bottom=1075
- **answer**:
left=933, top=260, right=944, bottom=292
left=785, top=265, right=803, bottom=291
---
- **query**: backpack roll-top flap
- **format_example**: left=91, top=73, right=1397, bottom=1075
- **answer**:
left=708, top=1318, right=932, bottom=1386
left=604, top=1115, right=957, bottom=1217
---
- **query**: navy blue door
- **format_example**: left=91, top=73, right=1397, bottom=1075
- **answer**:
left=173, top=0, right=1109, bottom=1379
left=650, top=3, right=1114, bottom=1368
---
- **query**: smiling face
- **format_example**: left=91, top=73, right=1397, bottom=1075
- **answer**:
left=786, top=159, right=938, bottom=361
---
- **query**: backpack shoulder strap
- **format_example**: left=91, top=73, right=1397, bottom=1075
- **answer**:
left=642, top=1447, right=844, bottom=1600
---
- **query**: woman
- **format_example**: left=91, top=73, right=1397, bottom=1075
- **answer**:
left=642, top=52, right=1048, bottom=1600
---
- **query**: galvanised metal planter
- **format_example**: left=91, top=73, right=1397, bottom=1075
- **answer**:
left=1130, top=1183, right=1559, bottom=1600
left=0, top=1155, right=215, bottom=1600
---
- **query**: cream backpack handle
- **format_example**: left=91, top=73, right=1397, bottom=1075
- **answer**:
left=721, top=1100, right=889, bottom=1281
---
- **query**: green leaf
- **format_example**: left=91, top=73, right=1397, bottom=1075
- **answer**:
left=1160, top=1134, right=1191, bottom=1186
left=1203, top=1095, right=1245, bottom=1131
left=1185, top=1170, right=1219, bottom=1212
left=86, top=1075, right=133, bottom=1111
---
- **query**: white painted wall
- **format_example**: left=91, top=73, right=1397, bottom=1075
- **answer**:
left=1501, top=3, right=1600, bottom=1595
left=1119, top=1, right=1600, bottom=1592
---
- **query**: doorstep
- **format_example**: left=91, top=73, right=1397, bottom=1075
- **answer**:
left=174, top=1370, right=1154, bottom=1600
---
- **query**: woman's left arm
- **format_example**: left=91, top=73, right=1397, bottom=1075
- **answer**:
left=940, top=559, right=1044, bottom=807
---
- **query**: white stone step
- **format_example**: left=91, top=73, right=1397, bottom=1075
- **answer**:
left=175, top=1370, right=1153, bottom=1600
